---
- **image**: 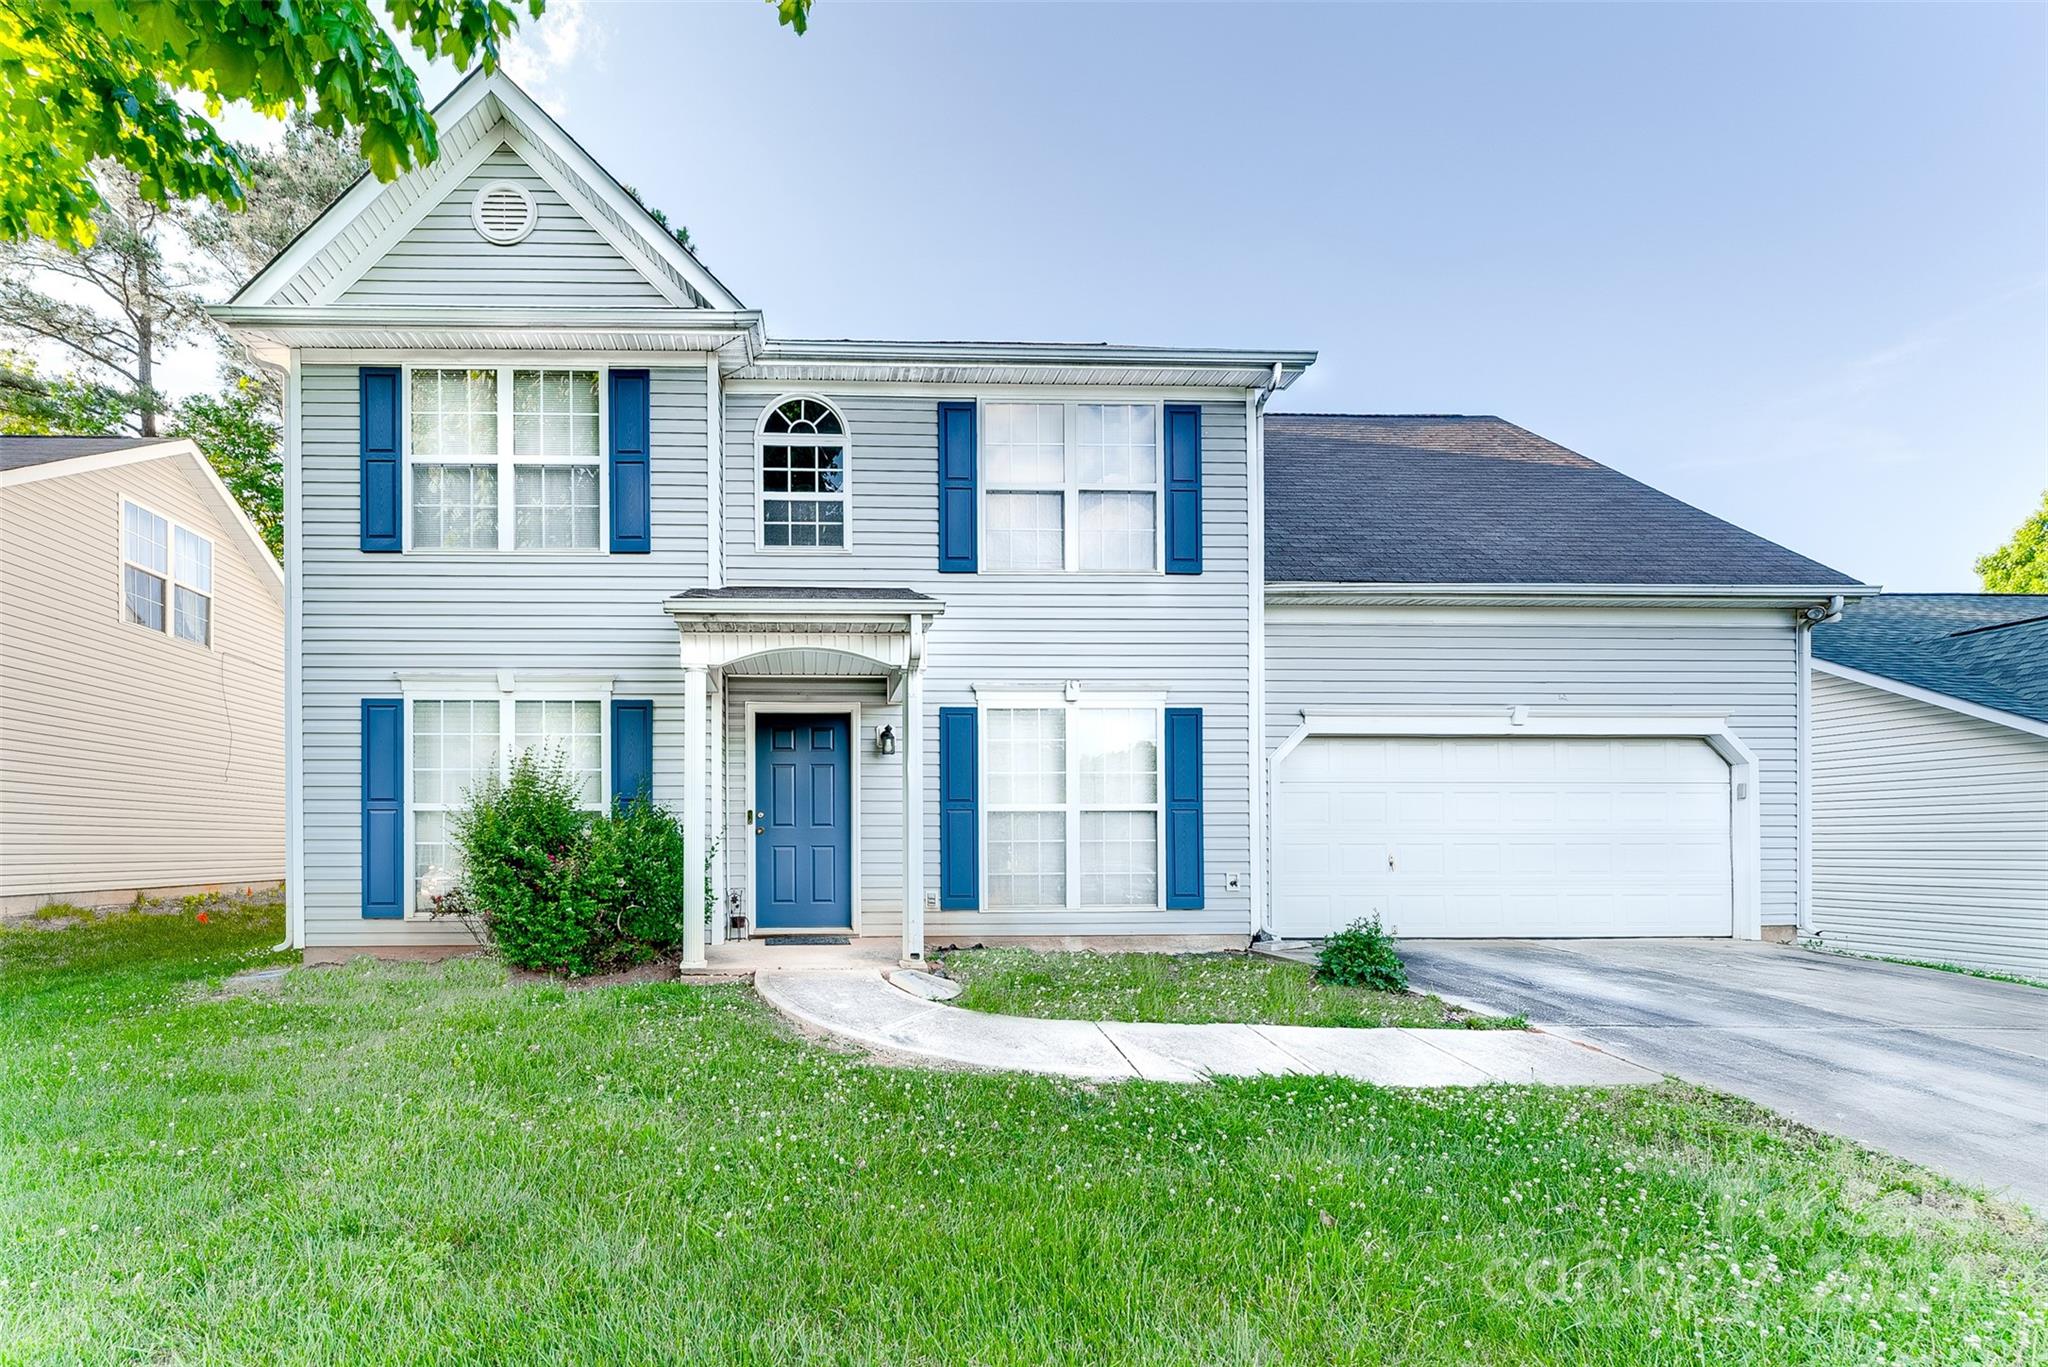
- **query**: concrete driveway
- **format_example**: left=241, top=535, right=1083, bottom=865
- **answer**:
left=1396, top=939, right=2048, bottom=1210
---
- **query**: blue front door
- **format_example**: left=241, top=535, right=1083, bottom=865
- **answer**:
left=754, top=714, right=853, bottom=930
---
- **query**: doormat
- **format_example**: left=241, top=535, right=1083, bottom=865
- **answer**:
left=773, top=935, right=852, bottom=946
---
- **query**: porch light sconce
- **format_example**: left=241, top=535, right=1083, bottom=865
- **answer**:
left=875, top=724, right=897, bottom=755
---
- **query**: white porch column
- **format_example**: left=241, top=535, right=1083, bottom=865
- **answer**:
left=708, top=673, right=727, bottom=945
left=681, top=662, right=708, bottom=969
left=900, top=663, right=926, bottom=964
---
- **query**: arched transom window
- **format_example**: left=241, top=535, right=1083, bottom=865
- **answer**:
left=760, top=396, right=847, bottom=549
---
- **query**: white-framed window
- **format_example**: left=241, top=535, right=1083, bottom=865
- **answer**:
left=981, top=401, right=1162, bottom=573
left=757, top=394, right=849, bottom=550
left=407, top=688, right=609, bottom=913
left=406, top=365, right=605, bottom=552
left=982, top=696, right=1163, bottom=910
left=120, top=499, right=213, bottom=646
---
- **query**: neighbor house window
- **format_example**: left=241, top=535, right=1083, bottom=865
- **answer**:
left=408, top=366, right=603, bottom=552
left=981, top=402, right=1161, bottom=572
left=758, top=396, right=848, bottom=549
left=984, top=701, right=1161, bottom=909
left=121, top=500, right=213, bottom=645
left=409, top=692, right=607, bottom=912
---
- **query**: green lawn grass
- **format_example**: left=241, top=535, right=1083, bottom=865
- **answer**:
left=1802, top=943, right=2048, bottom=991
left=937, top=947, right=1522, bottom=1029
left=3, top=905, right=2042, bottom=1364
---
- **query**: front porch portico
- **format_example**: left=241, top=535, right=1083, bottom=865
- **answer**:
left=663, top=588, right=945, bottom=970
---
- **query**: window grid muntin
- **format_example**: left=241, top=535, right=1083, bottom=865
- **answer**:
left=407, top=691, right=609, bottom=914
left=757, top=395, right=849, bottom=551
left=983, top=702, right=1164, bottom=911
left=120, top=499, right=213, bottom=646
left=979, top=401, right=1165, bottom=573
left=404, top=365, right=607, bottom=554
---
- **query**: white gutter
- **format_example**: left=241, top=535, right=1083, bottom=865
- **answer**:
left=1811, top=658, right=2048, bottom=741
left=755, top=338, right=1317, bottom=379
left=1266, top=581, right=1883, bottom=609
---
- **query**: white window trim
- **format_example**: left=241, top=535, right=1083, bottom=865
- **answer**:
left=753, top=391, right=853, bottom=554
left=117, top=496, right=213, bottom=648
left=976, top=400, right=1166, bottom=575
left=977, top=690, right=1169, bottom=913
left=400, top=362, right=610, bottom=556
left=397, top=674, right=617, bottom=919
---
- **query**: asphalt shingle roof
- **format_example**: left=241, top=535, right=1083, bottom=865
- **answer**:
left=1812, top=594, right=2048, bottom=726
left=0, top=435, right=166, bottom=472
left=1263, top=414, right=1860, bottom=588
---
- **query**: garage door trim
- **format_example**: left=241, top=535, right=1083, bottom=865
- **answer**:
left=1268, top=711, right=1762, bottom=940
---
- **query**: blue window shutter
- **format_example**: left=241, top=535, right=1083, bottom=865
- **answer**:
left=612, top=699, right=654, bottom=806
left=610, top=369, right=652, bottom=553
left=937, top=401, right=978, bottom=572
left=1164, top=707, right=1204, bottom=908
left=361, top=698, right=405, bottom=919
left=359, top=367, right=402, bottom=552
left=1164, top=403, right=1202, bottom=574
left=939, top=706, right=979, bottom=907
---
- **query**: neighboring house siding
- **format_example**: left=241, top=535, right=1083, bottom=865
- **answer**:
left=1262, top=605, right=1802, bottom=928
left=722, top=391, right=1258, bottom=937
left=1811, top=671, right=2048, bottom=977
left=336, top=145, right=671, bottom=309
left=297, top=363, right=710, bottom=946
left=0, top=459, right=284, bottom=902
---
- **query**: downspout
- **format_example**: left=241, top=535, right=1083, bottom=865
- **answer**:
left=275, top=353, right=304, bottom=953
left=1793, top=594, right=1843, bottom=941
left=1247, top=361, right=1282, bottom=945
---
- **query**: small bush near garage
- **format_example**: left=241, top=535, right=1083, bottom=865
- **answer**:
left=454, top=752, right=693, bottom=974
left=1316, top=915, right=1407, bottom=992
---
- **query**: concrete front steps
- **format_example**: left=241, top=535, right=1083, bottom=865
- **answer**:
left=753, top=968, right=1659, bottom=1086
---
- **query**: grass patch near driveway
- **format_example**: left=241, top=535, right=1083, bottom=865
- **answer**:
left=937, top=947, right=1521, bottom=1029
left=1802, top=944, right=2048, bottom=991
left=4, top=908, right=2044, bottom=1364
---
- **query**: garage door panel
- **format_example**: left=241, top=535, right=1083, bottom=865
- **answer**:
left=1274, top=736, right=1733, bottom=939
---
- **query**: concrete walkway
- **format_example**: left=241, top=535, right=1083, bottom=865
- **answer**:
left=753, top=967, right=1657, bottom=1086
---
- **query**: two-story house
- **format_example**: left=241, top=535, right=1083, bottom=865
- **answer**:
left=1, top=435, right=285, bottom=912
left=215, top=71, right=1871, bottom=968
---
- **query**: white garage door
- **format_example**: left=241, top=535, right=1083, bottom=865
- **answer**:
left=1273, top=736, right=1733, bottom=939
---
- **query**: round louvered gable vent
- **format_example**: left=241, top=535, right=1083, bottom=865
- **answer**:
left=471, top=181, right=536, bottom=245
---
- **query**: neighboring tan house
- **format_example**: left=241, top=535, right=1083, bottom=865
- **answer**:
left=0, top=436, right=286, bottom=911
left=211, top=70, right=1872, bottom=965
left=1810, top=595, right=2047, bottom=978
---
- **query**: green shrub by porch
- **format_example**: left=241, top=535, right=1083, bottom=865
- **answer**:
left=454, top=752, right=692, bottom=974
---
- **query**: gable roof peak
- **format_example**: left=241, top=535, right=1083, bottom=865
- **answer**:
left=226, top=65, right=743, bottom=314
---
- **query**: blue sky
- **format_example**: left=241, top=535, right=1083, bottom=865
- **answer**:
left=427, top=3, right=2045, bottom=588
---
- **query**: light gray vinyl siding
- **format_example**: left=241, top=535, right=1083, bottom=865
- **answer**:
left=721, top=393, right=1257, bottom=938
left=1, top=458, right=284, bottom=903
left=1262, top=605, right=1802, bottom=928
left=297, top=363, right=709, bottom=946
left=336, top=145, right=672, bottom=309
left=1811, top=671, right=2048, bottom=977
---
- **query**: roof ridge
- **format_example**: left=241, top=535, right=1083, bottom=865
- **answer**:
left=1948, top=614, right=2048, bottom=638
